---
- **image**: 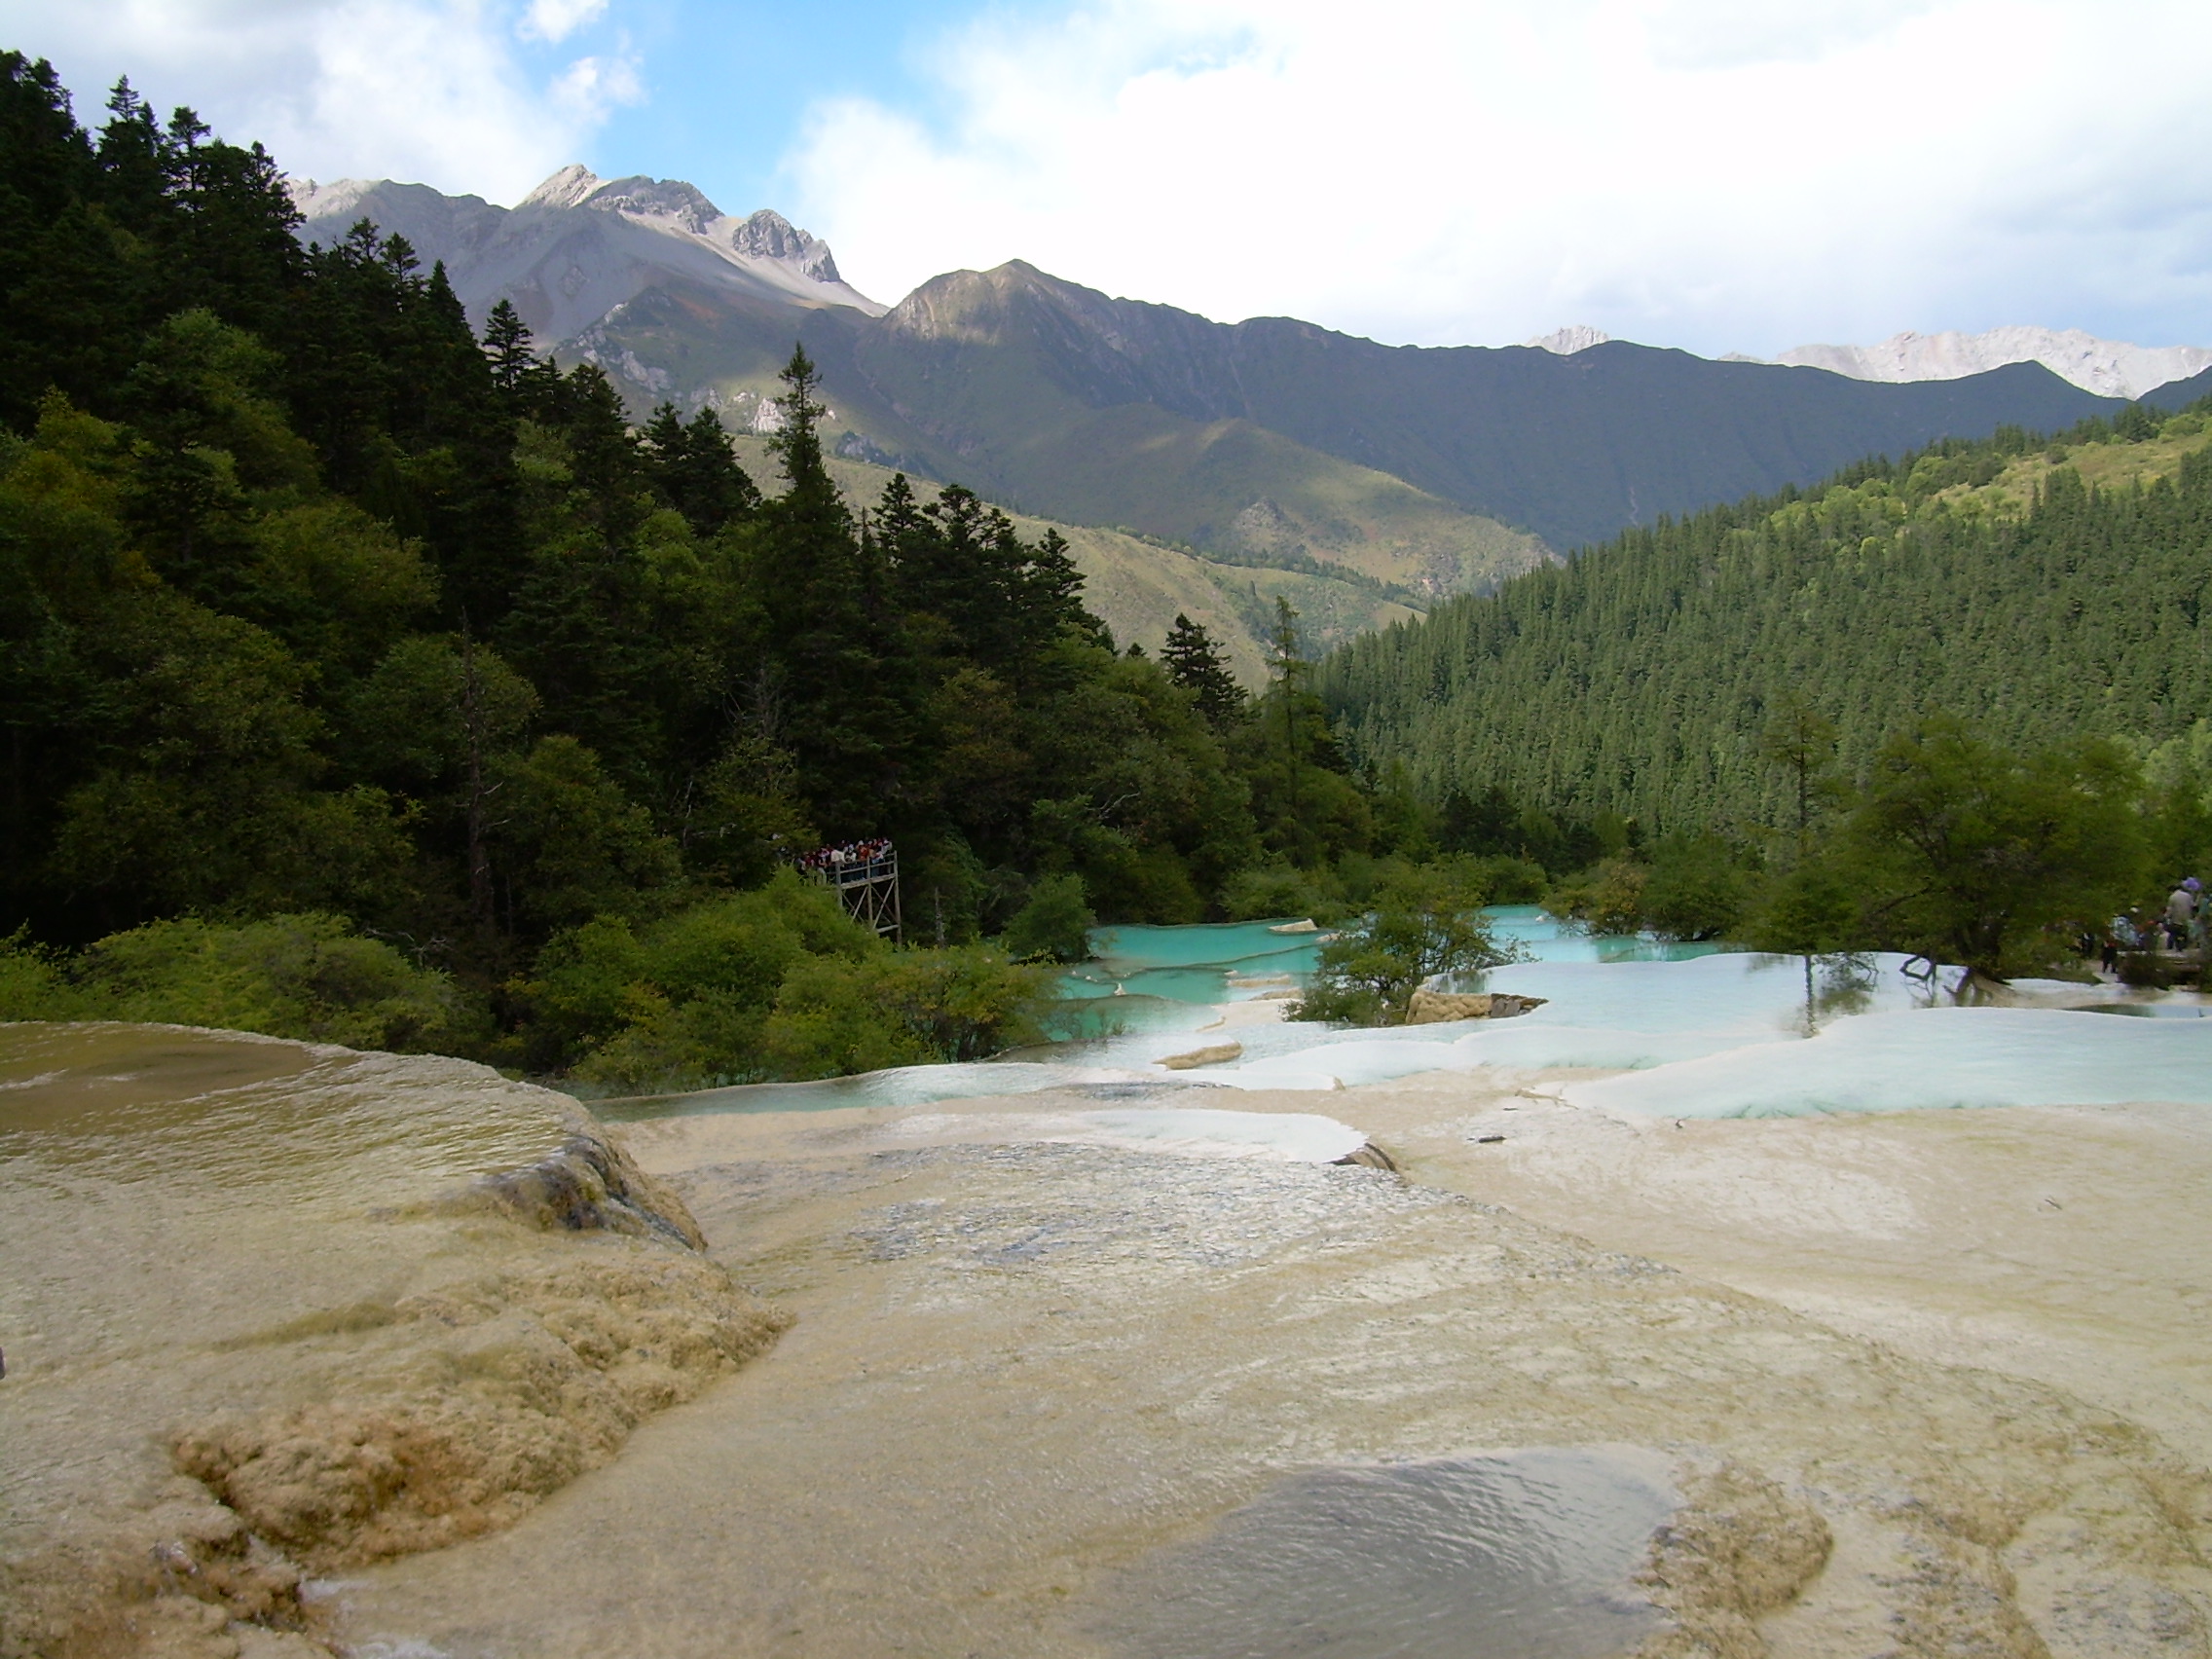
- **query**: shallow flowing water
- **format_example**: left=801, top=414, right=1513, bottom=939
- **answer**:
left=10, top=919, right=2212, bottom=1656
left=1090, top=1448, right=1677, bottom=1659
left=609, top=910, right=2212, bottom=1122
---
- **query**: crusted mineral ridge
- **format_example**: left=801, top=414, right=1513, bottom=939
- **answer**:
left=0, top=1028, right=790, bottom=1659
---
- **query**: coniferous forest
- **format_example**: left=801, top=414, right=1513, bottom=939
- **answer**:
left=1318, top=412, right=2212, bottom=977
left=1320, top=421, right=2212, bottom=836
left=0, top=55, right=1407, bottom=1083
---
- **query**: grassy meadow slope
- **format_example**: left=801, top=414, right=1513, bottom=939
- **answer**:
left=726, top=438, right=1420, bottom=683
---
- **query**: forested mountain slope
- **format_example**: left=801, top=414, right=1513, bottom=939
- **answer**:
left=835, top=261, right=2130, bottom=551
left=1318, top=409, right=2212, bottom=836
left=581, top=258, right=2128, bottom=560
left=0, top=51, right=1401, bottom=1018
left=296, top=186, right=1547, bottom=606
left=571, top=275, right=1556, bottom=601
left=309, top=176, right=2131, bottom=578
left=722, top=435, right=1419, bottom=682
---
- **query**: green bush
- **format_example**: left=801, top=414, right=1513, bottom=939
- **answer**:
left=0, top=929, right=86, bottom=1020
left=870, top=945, right=1051, bottom=1062
left=1462, top=855, right=1547, bottom=905
left=525, top=871, right=873, bottom=1084
left=1221, top=864, right=1347, bottom=923
left=1292, top=861, right=1521, bottom=1025
left=1002, top=872, right=1095, bottom=962
left=1542, top=859, right=1649, bottom=935
left=1742, top=861, right=1862, bottom=955
left=755, top=946, right=1051, bottom=1082
left=756, top=955, right=932, bottom=1080
left=0, top=913, right=466, bottom=1051
left=1640, top=835, right=1756, bottom=941
left=536, top=873, right=1051, bottom=1091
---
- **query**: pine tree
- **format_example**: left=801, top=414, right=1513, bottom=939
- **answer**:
left=1020, top=528, right=1101, bottom=655
left=755, top=344, right=912, bottom=830
left=641, top=402, right=758, bottom=535
left=1161, top=612, right=1244, bottom=728
left=481, top=299, right=556, bottom=410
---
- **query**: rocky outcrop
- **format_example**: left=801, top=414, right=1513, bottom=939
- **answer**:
left=1330, top=1141, right=1400, bottom=1172
left=1630, top=1463, right=1833, bottom=1658
left=1405, top=990, right=1547, bottom=1024
left=470, top=1121, right=708, bottom=1249
left=1526, top=324, right=1612, bottom=355
left=1158, top=1042, right=1244, bottom=1070
left=0, top=1027, right=791, bottom=1659
left=288, top=167, right=883, bottom=347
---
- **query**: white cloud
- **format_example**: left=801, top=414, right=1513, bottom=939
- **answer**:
left=785, top=0, right=2212, bottom=353
left=0, top=0, right=620, bottom=203
left=518, top=0, right=608, bottom=46
left=550, top=50, right=643, bottom=123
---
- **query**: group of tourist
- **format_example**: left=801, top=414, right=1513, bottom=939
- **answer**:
left=2099, top=877, right=2206, bottom=973
left=795, top=839, right=896, bottom=877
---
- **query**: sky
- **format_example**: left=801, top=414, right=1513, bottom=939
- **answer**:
left=4, top=0, right=2209, bottom=356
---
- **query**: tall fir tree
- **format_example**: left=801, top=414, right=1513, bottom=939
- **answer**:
left=1161, top=612, right=1245, bottom=728
left=756, top=344, right=912, bottom=831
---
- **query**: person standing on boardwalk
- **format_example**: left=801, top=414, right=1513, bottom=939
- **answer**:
left=2166, top=880, right=2198, bottom=950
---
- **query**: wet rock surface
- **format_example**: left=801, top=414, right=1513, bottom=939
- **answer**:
left=318, top=1088, right=2212, bottom=1657
left=1154, top=1041, right=1244, bottom=1069
left=0, top=1023, right=788, bottom=1659
left=14, top=1017, right=2212, bottom=1658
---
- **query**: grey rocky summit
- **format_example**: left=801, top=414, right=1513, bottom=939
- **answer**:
left=288, top=165, right=881, bottom=346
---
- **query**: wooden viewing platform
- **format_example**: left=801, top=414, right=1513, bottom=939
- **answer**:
left=802, top=844, right=902, bottom=941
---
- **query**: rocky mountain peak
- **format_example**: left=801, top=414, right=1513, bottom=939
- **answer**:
left=288, top=168, right=883, bottom=344
left=726, top=209, right=841, bottom=283
left=1525, top=325, right=1613, bottom=355
left=1766, top=326, right=2212, bottom=400
left=519, top=163, right=603, bottom=211
left=584, top=175, right=722, bottom=233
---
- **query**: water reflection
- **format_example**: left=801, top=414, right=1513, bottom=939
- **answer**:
left=1056, top=919, right=1328, bottom=1010
left=1089, top=1448, right=1677, bottom=1659
left=1062, top=908, right=1715, bottom=1019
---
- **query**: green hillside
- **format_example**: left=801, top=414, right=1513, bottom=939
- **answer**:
left=825, top=260, right=2120, bottom=551
left=1318, top=407, right=2212, bottom=837
left=1, top=53, right=1463, bottom=1090
left=726, top=436, right=1420, bottom=683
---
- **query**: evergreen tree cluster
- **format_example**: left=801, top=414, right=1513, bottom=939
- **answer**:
left=0, top=55, right=1406, bottom=1077
left=1318, top=412, right=2212, bottom=844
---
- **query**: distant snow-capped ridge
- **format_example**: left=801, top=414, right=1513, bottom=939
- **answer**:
left=287, top=166, right=882, bottom=346
left=1765, top=327, right=2211, bottom=401
left=1525, top=325, right=1611, bottom=354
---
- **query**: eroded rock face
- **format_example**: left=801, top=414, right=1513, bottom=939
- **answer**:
left=0, top=1025, right=790, bottom=1659
left=173, top=1254, right=788, bottom=1568
left=1633, top=1463, right=1834, bottom=1657
left=469, top=1127, right=709, bottom=1249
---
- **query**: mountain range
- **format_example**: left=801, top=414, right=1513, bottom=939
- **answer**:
left=289, top=166, right=882, bottom=344
left=1533, top=323, right=2212, bottom=402
left=1771, top=327, right=2212, bottom=402
left=294, top=167, right=2198, bottom=582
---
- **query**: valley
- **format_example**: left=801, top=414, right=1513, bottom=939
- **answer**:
left=8, top=38, right=2212, bottom=1659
